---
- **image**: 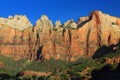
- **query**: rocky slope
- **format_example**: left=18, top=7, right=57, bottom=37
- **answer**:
left=0, top=11, right=120, bottom=61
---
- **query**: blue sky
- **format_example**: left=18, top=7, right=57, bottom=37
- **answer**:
left=0, top=0, right=120, bottom=25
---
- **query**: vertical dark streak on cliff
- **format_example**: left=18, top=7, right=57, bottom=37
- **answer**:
left=94, top=12, right=101, bottom=47
left=86, top=27, right=91, bottom=55
left=97, top=25, right=101, bottom=48
left=53, top=34, right=56, bottom=58
left=13, top=28, right=16, bottom=59
left=68, top=30, right=71, bottom=60
left=108, top=34, right=111, bottom=45
left=62, top=28, right=65, bottom=37
left=28, top=30, right=32, bottom=60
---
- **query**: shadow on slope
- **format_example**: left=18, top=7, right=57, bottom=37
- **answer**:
left=90, top=63, right=120, bottom=80
left=92, top=44, right=118, bottom=59
left=0, top=73, right=21, bottom=80
left=0, top=73, right=12, bottom=79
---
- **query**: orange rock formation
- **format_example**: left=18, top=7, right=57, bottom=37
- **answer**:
left=0, top=11, right=120, bottom=61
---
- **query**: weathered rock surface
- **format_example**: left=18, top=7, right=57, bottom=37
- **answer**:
left=17, top=71, right=51, bottom=77
left=0, top=15, right=32, bottom=30
left=104, top=57, right=120, bottom=64
left=0, top=11, right=120, bottom=61
left=64, top=20, right=77, bottom=29
left=0, top=61, right=4, bottom=68
left=0, top=16, right=34, bottom=60
left=54, top=21, right=62, bottom=29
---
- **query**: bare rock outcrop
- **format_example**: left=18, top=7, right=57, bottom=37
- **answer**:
left=0, top=61, right=4, bottom=68
left=54, top=21, right=62, bottom=28
left=39, top=11, right=120, bottom=61
left=0, top=15, right=34, bottom=60
left=64, top=20, right=77, bottom=29
left=0, top=11, right=120, bottom=61
left=104, top=57, right=120, bottom=64
left=0, top=15, right=32, bottom=31
left=17, top=71, right=51, bottom=77
left=35, top=15, right=52, bottom=34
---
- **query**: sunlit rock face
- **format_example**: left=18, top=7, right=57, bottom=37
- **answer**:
left=0, top=11, right=120, bottom=61
left=0, top=15, right=34, bottom=60
left=0, top=15, right=32, bottom=30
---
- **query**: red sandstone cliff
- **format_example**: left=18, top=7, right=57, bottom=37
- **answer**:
left=0, top=11, right=120, bottom=61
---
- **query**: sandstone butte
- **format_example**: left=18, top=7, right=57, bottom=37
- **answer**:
left=0, top=10, right=120, bottom=62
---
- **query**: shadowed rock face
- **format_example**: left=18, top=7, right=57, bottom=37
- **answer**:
left=0, top=11, right=120, bottom=61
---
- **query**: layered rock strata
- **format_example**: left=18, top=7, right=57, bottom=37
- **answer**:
left=0, top=11, right=120, bottom=61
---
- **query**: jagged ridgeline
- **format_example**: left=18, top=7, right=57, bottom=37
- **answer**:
left=0, top=11, right=120, bottom=61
